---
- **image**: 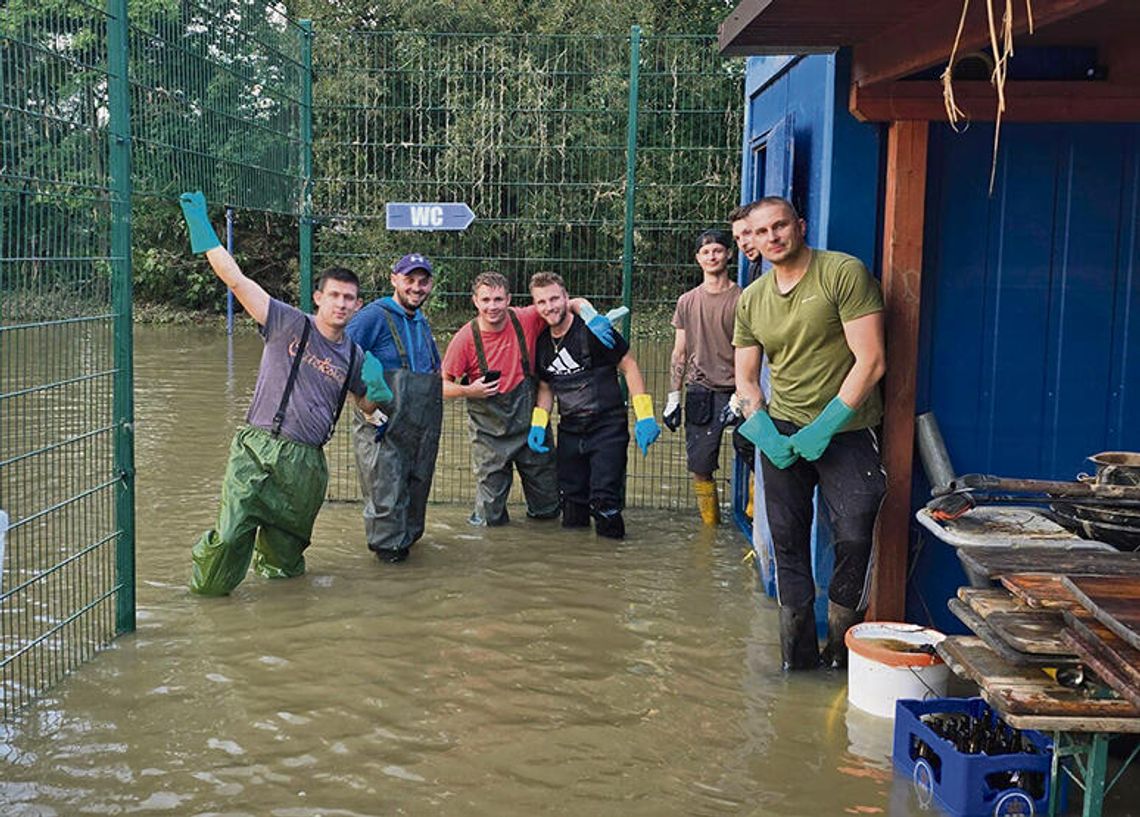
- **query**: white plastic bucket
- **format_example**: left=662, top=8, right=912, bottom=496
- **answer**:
left=846, top=622, right=950, bottom=719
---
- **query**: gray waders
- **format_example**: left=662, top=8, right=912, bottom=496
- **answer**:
left=352, top=314, right=442, bottom=558
left=465, top=313, right=559, bottom=526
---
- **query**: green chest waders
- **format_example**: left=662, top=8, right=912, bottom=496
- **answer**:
left=191, top=322, right=356, bottom=595
left=351, top=313, right=443, bottom=555
left=464, top=312, right=559, bottom=525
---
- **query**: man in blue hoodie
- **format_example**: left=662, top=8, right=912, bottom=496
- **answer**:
left=346, top=253, right=443, bottom=563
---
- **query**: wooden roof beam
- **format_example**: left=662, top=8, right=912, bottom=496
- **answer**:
left=850, top=79, right=1140, bottom=122
left=851, top=0, right=1111, bottom=88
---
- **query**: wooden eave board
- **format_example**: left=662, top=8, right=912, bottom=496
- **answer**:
left=959, top=546, right=1140, bottom=581
left=939, top=636, right=1140, bottom=731
left=1062, top=575, right=1140, bottom=653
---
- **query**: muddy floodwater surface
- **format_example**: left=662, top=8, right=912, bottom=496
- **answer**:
left=4, top=325, right=1132, bottom=816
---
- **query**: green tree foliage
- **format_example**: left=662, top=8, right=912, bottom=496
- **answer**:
left=2, top=0, right=741, bottom=315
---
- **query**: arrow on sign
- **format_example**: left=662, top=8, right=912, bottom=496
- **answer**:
left=385, top=202, right=476, bottom=232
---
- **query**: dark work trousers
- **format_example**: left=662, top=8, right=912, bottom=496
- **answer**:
left=556, top=415, right=629, bottom=537
left=761, top=419, right=886, bottom=611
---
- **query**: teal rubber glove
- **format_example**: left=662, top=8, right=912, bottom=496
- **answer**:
left=789, top=396, right=855, bottom=461
left=178, top=191, right=221, bottom=254
left=361, top=352, right=393, bottom=404
left=738, top=409, right=798, bottom=469
left=579, top=304, right=615, bottom=349
left=528, top=407, right=550, bottom=453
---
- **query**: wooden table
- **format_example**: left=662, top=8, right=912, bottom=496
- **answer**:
left=938, top=636, right=1140, bottom=817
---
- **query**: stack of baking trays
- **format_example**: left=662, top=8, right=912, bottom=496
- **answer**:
left=940, top=546, right=1140, bottom=728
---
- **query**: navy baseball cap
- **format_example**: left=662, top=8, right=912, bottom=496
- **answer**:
left=392, top=253, right=433, bottom=275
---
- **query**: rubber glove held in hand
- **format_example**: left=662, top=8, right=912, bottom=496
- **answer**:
left=738, top=409, right=798, bottom=469
left=361, top=352, right=393, bottom=404
left=632, top=393, right=660, bottom=456
left=178, top=191, right=221, bottom=254
left=579, top=305, right=615, bottom=349
left=789, top=396, right=855, bottom=461
left=662, top=390, right=681, bottom=431
left=604, top=306, right=629, bottom=324
left=528, top=407, right=550, bottom=453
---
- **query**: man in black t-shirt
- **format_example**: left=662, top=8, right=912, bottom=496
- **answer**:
left=526, top=272, right=660, bottom=539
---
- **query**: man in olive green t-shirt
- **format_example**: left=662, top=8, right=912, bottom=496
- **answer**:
left=730, top=196, right=886, bottom=672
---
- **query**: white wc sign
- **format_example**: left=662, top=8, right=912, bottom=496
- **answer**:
left=385, top=202, right=475, bottom=232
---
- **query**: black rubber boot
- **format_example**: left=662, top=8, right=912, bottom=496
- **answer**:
left=593, top=508, right=625, bottom=540
left=778, top=603, right=820, bottom=671
left=562, top=501, right=591, bottom=528
left=820, top=601, right=863, bottom=670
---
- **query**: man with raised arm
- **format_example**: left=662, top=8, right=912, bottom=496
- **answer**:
left=527, top=272, right=660, bottom=540
left=442, top=271, right=623, bottom=528
left=178, top=191, right=391, bottom=596
left=345, top=253, right=443, bottom=564
left=662, top=229, right=741, bottom=526
left=731, top=197, right=886, bottom=671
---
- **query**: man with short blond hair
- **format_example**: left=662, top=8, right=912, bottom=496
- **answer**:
left=443, top=271, right=619, bottom=527
left=528, top=272, right=660, bottom=539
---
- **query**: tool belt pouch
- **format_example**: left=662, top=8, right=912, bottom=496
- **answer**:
left=684, top=388, right=713, bottom=426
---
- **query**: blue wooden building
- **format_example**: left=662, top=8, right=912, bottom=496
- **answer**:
left=720, top=0, right=1140, bottom=631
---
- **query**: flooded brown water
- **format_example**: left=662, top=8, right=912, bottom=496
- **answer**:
left=5, top=325, right=1130, bottom=816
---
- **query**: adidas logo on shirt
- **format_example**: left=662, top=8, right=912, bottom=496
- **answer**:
left=547, top=347, right=584, bottom=375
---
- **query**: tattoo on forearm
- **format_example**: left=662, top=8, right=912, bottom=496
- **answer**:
left=738, top=396, right=753, bottom=415
left=669, top=360, right=685, bottom=390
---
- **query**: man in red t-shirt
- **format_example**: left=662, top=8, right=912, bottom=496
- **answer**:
left=442, top=272, right=615, bottom=527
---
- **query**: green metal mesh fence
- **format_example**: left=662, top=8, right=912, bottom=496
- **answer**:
left=0, top=0, right=309, bottom=719
left=310, top=29, right=743, bottom=508
left=2, top=8, right=740, bottom=718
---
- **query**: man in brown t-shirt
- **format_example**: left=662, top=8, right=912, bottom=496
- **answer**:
left=663, top=229, right=741, bottom=525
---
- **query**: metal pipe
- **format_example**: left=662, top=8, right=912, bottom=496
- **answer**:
left=225, top=206, right=235, bottom=335
left=915, top=411, right=955, bottom=493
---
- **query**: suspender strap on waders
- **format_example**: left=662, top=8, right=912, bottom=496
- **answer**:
left=272, top=318, right=311, bottom=437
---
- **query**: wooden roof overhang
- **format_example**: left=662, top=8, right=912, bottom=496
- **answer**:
left=719, top=0, right=1140, bottom=123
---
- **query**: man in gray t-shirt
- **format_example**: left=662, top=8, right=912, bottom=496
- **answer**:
left=179, top=192, right=392, bottom=596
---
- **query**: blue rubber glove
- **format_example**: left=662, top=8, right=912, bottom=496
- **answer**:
left=738, top=409, right=798, bottom=469
left=528, top=407, right=550, bottom=453
left=632, top=394, right=660, bottom=456
left=361, top=352, right=393, bottom=403
left=178, top=191, right=221, bottom=254
left=579, top=305, right=615, bottom=349
left=789, top=396, right=856, bottom=461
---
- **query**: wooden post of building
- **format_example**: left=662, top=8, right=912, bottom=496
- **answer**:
left=869, top=120, right=928, bottom=621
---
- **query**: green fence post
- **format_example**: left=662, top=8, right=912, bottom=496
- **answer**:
left=299, top=19, right=315, bottom=311
left=620, top=25, right=641, bottom=340
left=107, top=0, right=136, bottom=634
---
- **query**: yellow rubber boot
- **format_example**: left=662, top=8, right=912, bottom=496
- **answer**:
left=694, top=479, right=720, bottom=526
left=745, top=478, right=755, bottom=519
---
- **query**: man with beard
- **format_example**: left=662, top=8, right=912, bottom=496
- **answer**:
left=442, top=271, right=624, bottom=527
left=731, top=197, right=886, bottom=671
left=346, top=253, right=442, bottom=564
left=178, top=192, right=391, bottom=595
left=527, top=272, right=660, bottom=539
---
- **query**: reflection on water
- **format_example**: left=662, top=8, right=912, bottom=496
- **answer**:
left=0, top=326, right=958, bottom=815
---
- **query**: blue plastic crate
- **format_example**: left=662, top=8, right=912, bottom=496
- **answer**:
left=893, top=697, right=1060, bottom=817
